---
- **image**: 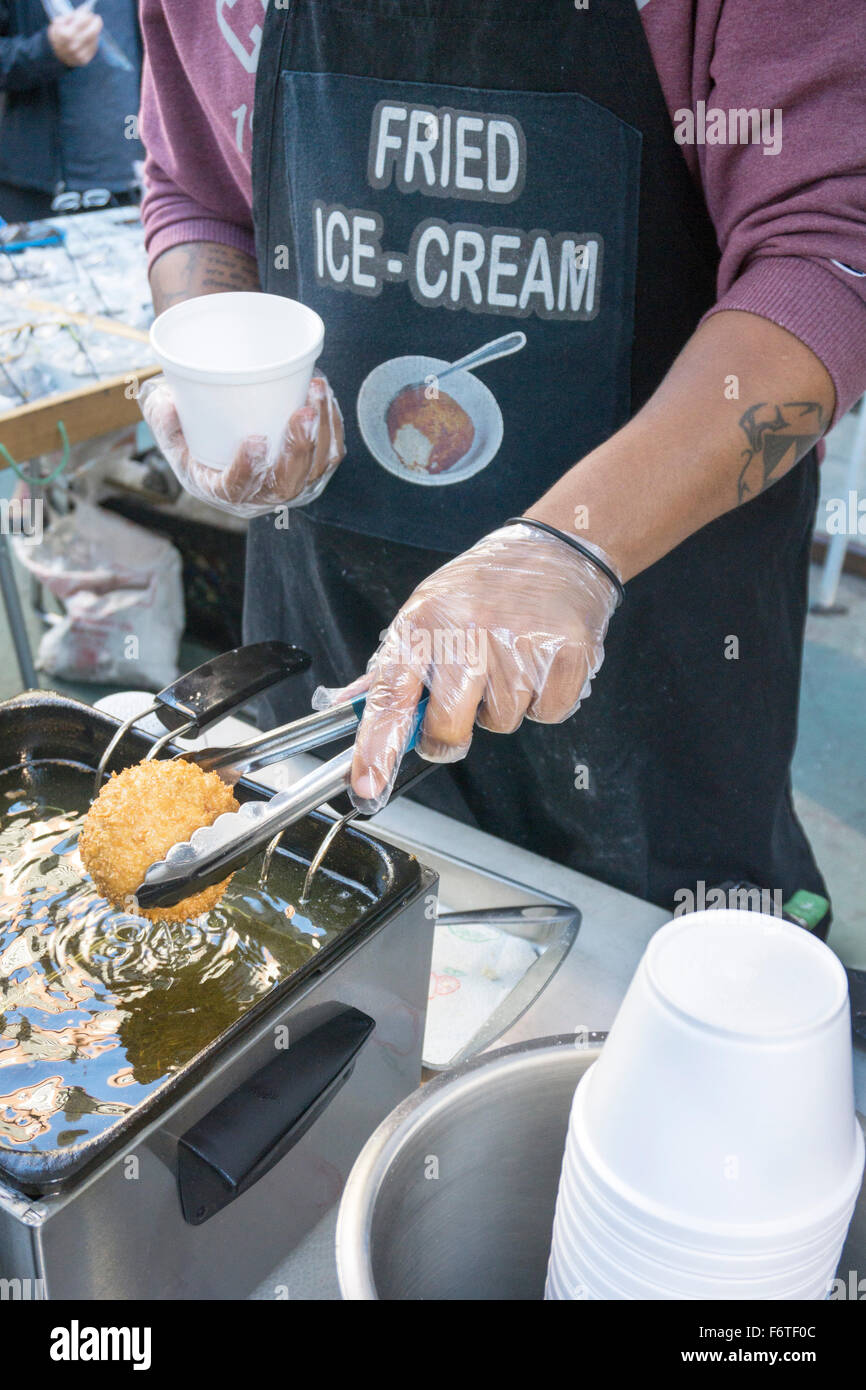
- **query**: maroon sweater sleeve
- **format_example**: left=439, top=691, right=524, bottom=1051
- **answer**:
left=139, top=0, right=257, bottom=269
left=642, top=0, right=866, bottom=422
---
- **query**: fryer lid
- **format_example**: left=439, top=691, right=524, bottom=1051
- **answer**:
left=0, top=690, right=427, bottom=1197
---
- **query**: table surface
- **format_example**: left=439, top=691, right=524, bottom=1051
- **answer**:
left=0, top=207, right=152, bottom=415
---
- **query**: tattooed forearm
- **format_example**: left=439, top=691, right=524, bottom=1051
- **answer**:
left=736, top=400, right=825, bottom=504
left=149, top=242, right=260, bottom=316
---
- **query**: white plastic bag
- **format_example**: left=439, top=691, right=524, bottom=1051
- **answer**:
left=12, top=501, right=184, bottom=689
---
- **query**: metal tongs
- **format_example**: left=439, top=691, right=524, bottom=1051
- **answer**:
left=134, top=694, right=433, bottom=912
left=90, top=640, right=435, bottom=913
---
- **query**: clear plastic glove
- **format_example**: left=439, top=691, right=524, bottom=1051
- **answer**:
left=138, top=374, right=345, bottom=519
left=313, top=521, right=621, bottom=813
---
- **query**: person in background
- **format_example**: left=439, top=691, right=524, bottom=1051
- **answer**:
left=0, top=0, right=143, bottom=222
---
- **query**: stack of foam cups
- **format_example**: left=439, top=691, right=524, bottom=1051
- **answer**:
left=546, top=910, right=864, bottom=1300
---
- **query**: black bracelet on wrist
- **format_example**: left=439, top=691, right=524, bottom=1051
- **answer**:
left=504, top=516, right=625, bottom=605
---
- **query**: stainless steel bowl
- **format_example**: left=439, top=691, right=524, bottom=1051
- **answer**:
left=336, top=1034, right=866, bottom=1301
left=336, top=1035, right=601, bottom=1300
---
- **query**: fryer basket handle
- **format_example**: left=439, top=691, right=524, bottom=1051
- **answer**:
left=156, top=641, right=312, bottom=735
left=177, top=1002, right=374, bottom=1225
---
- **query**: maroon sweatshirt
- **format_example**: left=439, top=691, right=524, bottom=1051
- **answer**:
left=140, top=0, right=866, bottom=422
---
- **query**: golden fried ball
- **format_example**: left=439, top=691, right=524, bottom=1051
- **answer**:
left=79, top=759, right=239, bottom=922
left=386, top=386, right=475, bottom=474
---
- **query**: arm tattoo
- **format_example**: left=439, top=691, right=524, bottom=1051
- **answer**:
left=736, top=400, right=825, bottom=504
left=150, top=242, right=260, bottom=315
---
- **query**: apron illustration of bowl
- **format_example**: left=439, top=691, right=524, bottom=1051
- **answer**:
left=357, top=353, right=505, bottom=487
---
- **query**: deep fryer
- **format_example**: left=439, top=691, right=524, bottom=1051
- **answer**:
left=0, top=689, right=437, bottom=1299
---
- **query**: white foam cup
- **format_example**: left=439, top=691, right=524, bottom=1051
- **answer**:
left=550, top=1234, right=834, bottom=1301
left=149, top=292, right=325, bottom=469
left=545, top=1248, right=599, bottom=1301
left=551, top=1171, right=846, bottom=1300
left=568, top=912, right=863, bottom=1248
left=559, top=1136, right=854, bottom=1277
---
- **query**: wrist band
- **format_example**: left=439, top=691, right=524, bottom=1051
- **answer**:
left=504, top=516, right=625, bottom=605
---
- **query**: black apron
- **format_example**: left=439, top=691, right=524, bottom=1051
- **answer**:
left=247, top=0, right=827, bottom=920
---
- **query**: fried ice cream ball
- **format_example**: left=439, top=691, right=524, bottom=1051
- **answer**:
left=386, top=386, right=475, bottom=474
left=79, top=759, right=239, bottom=922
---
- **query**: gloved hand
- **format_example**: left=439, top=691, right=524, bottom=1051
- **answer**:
left=138, top=374, right=345, bottom=519
left=313, top=521, right=621, bottom=812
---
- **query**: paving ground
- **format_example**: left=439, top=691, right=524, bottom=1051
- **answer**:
left=1, top=415, right=864, bottom=966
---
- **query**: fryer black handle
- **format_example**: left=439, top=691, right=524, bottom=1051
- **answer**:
left=176, top=1002, right=374, bottom=1225
left=156, top=641, right=312, bottom=734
